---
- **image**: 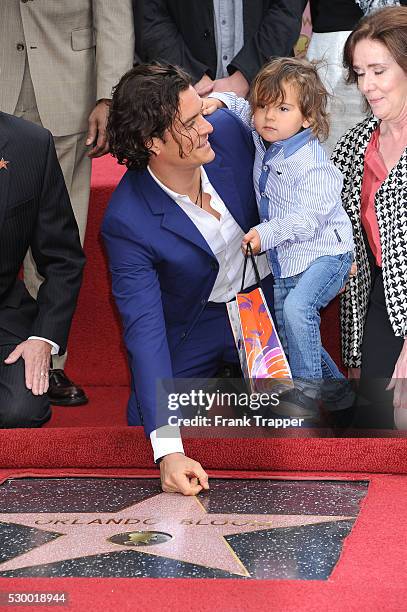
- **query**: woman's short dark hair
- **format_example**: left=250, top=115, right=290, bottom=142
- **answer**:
left=344, top=6, right=407, bottom=84
left=107, top=62, right=192, bottom=170
left=249, top=57, right=330, bottom=141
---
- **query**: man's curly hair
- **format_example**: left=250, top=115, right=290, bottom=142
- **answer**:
left=108, top=62, right=192, bottom=170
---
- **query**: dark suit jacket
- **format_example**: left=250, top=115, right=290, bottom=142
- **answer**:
left=0, top=112, right=85, bottom=351
left=102, top=109, right=274, bottom=437
left=142, top=0, right=305, bottom=83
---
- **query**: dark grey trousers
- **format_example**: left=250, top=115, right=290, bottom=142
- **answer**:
left=0, top=337, right=51, bottom=428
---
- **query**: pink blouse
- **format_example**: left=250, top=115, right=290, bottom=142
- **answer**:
left=360, top=128, right=388, bottom=267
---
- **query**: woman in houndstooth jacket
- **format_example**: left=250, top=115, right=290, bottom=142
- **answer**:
left=332, top=6, right=407, bottom=429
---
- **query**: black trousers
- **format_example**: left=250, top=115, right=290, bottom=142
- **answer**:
left=354, top=263, right=404, bottom=428
left=361, top=267, right=403, bottom=378
left=0, top=332, right=51, bottom=428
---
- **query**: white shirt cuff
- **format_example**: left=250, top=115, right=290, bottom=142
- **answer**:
left=150, top=426, right=185, bottom=463
left=208, top=92, right=232, bottom=107
left=27, top=336, right=59, bottom=355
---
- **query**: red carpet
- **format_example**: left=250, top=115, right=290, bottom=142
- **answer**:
left=0, top=428, right=406, bottom=472
left=0, top=470, right=405, bottom=612
left=64, top=157, right=129, bottom=387
left=44, top=386, right=128, bottom=428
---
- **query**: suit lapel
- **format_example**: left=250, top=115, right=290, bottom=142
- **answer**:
left=205, top=153, right=248, bottom=230
left=138, top=170, right=215, bottom=258
left=161, top=204, right=215, bottom=258
left=0, top=129, right=11, bottom=229
left=138, top=153, right=248, bottom=255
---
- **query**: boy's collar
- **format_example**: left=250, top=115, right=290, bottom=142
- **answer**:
left=262, top=127, right=314, bottom=159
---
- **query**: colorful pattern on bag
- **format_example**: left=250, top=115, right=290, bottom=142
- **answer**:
left=235, top=287, right=292, bottom=393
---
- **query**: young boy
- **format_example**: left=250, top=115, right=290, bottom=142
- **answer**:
left=204, top=57, right=355, bottom=416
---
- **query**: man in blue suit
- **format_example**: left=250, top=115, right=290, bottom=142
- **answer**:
left=102, top=63, right=273, bottom=495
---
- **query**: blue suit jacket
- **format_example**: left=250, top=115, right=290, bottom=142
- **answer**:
left=102, top=110, right=264, bottom=436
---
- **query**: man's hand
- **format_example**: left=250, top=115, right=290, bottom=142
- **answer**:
left=211, top=71, right=249, bottom=97
left=242, top=228, right=261, bottom=256
left=194, top=74, right=214, bottom=97
left=86, top=99, right=111, bottom=158
left=4, top=339, right=52, bottom=395
left=160, top=452, right=209, bottom=496
left=202, top=97, right=225, bottom=116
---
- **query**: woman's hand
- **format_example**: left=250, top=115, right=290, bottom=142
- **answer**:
left=387, top=339, right=407, bottom=410
left=202, top=97, right=225, bottom=116
left=348, top=367, right=361, bottom=380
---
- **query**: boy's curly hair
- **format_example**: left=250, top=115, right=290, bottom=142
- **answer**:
left=249, top=57, right=330, bottom=142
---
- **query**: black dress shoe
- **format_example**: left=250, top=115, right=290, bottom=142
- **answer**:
left=47, top=369, right=88, bottom=406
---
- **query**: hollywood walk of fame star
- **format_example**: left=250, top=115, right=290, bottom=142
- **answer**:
left=0, top=492, right=352, bottom=576
left=0, top=158, right=9, bottom=170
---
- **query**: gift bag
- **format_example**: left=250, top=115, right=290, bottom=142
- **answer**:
left=227, top=245, right=293, bottom=394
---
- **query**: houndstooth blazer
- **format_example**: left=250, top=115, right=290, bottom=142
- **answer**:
left=332, top=115, right=407, bottom=367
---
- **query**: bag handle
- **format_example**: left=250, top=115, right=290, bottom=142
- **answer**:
left=240, top=242, right=263, bottom=292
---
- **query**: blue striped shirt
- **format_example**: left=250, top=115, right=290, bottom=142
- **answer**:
left=209, top=93, right=354, bottom=278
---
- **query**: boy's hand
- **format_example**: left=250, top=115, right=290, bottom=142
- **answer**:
left=242, top=228, right=261, bottom=255
left=202, top=97, right=225, bottom=116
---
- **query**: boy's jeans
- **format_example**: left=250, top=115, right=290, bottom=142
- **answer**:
left=274, top=252, right=353, bottom=383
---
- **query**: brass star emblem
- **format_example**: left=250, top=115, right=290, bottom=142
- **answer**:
left=0, top=158, right=9, bottom=170
left=0, top=492, right=352, bottom=576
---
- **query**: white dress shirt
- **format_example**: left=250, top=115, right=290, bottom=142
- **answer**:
left=28, top=336, right=59, bottom=354
left=147, top=166, right=270, bottom=461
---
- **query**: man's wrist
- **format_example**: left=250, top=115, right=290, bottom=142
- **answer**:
left=225, top=69, right=249, bottom=93
left=150, top=426, right=185, bottom=463
left=27, top=336, right=59, bottom=355
left=156, top=451, right=185, bottom=465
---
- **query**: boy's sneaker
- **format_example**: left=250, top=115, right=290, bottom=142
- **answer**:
left=272, top=388, right=321, bottom=422
left=320, top=379, right=355, bottom=412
